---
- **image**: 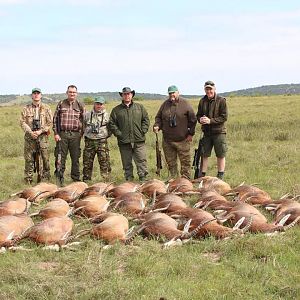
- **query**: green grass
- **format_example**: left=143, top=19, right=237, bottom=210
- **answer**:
left=0, top=95, right=300, bottom=299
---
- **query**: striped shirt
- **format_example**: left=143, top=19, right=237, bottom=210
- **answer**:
left=53, top=99, right=85, bottom=134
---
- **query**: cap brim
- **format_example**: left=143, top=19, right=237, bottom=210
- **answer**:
left=204, top=85, right=214, bottom=89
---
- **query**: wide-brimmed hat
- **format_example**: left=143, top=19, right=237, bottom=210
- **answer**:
left=119, top=87, right=135, bottom=97
left=204, top=80, right=215, bottom=89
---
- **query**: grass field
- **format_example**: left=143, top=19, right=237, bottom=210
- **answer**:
left=0, top=95, right=299, bottom=299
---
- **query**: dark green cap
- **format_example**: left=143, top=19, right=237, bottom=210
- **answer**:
left=32, top=87, right=41, bottom=93
left=204, top=81, right=215, bottom=88
left=94, top=96, right=105, bottom=104
left=168, top=85, right=178, bottom=93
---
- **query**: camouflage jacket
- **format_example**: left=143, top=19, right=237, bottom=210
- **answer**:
left=83, top=109, right=110, bottom=140
left=20, top=102, right=53, bottom=137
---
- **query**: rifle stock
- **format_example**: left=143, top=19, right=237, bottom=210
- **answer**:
left=33, top=137, right=42, bottom=183
left=55, top=140, right=64, bottom=186
left=155, top=133, right=162, bottom=176
left=193, top=137, right=204, bottom=179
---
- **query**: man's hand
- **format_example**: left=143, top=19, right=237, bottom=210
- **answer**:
left=54, top=134, right=61, bottom=142
left=153, top=126, right=159, bottom=133
left=30, top=130, right=42, bottom=139
left=186, top=135, right=193, bottom=142
left=200, top=115, right=211, bottom=124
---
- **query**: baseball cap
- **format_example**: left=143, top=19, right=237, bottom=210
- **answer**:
left=168, top=85, right=178, bottom=93
left=204, top=81, right=215, bottom=89
left=32, top=87, right=41, bottom=93
left=94, top=96, right=105, bottom=104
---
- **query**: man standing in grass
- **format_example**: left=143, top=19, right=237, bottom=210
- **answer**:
left=196, top=80, right=228, bottom=180
left=53, top=85, right=85, bottom=183
left=20, top=88, right=53, bottom=184
left=109, top=87, right=149, bottom=181
left=153, top=85, right=197, bottom=179
left=82, top=96, right=111, bottom=182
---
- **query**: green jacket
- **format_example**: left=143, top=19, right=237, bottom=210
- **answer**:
left=109, top=101, right=150, bottom=144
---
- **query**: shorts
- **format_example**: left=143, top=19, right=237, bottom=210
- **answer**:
left=201, top=133, right=227, bottom=158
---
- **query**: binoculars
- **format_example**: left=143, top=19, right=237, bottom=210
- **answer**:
left=169, top=114, right=177, bottom=128
left=90, top=123, right=100, bottom=134
left=32, top=119, right=41, bottom=131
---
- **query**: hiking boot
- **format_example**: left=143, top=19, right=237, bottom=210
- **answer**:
left=125, top=176, right=134, bottom=181
left=217, top=172, right=224, bottom=180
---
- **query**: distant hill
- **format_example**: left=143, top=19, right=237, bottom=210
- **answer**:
left=220, top=83, right=300, bottom=97
left=1, top=83, right=300, bottom=105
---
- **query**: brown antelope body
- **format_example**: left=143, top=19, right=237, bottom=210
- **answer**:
left=217, top=202, right=284, bottom=233
left=167, top=177, right=194, bottom=193
left=230, top=184, right=271, bottom=205
left=32, top=198, right=70, bottom=219
left=194, top=176, right=231, bottom=195
left=107, top=182, right=140, bottom=198
left=265, top=199, right=300, bottom=225
left=13, top=183, right=58, bottom=202
left=52, top=182, right=88, bottom=203
left=111, top=192, right=147, bottom=216
left=0, top=214, right=34, bottom=246
left=138, top=179, right=167, bottom=197
left=154, top=193, right=188, bottom=213
left=0, top=197, right=30, bottom=216
left=74, top=195, right=109, bottom=218
left=78, top=182, right=114, bottom=199
left=172, top=207, right=234, bottom=239
left=88, top=212, right=129, bottom=244
left=24, top=216, right=73, bottom=245
left=194, top=190, right=231, bottom=210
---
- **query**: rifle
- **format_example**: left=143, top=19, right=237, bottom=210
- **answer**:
left=155, top=133, right=162, bottom=176
left=54, top=140, right=64, bottom=186
left=33, top=137, right=42, bottom=183
left=193, top=137, right=204, bottom=179
left=54, top=108, right=64, bottom=186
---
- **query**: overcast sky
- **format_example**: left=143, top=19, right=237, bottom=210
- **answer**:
left=1, top=0, right=300, bottom=95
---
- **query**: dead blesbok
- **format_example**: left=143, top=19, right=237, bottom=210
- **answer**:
left=74, top=212, right=129, bottom=245
left=51, top=182, right=88, bottom=203
left=74, top=195, right=109, bottom=218
left=167, top=177, right=194, bottom=193
left=125, top=213, right=191, bottom=243
left=264, top=198, right=300, bottom=225
left=11, top=183, right=58, bottom=203
left=193, top=176, right=231, bottom=195
left=138, top=179, right=167, bottom=197
left=170, top=207, right=247, bottom=239
left=106, top=182, right=140, bottom=198
left=194, top=190, right=232, bottom=210
left=110, top=192, right=148, bottom=216
left=77, top=182, right=115, bottom=199
left=229, top=184, right=272, bottom=205
left=11, top=216, right=74, bottom=248
left=0, top=214, right=34, bottom=247
left=0, top=197, right=30, bottom=216
left=216, top=202, right=296, bottom=233
left=153, top=193, right=188, bottom=213
left=30, top=198, right=71, bottom=219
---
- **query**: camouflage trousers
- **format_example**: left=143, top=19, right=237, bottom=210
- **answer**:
left=83, top=137, right=111, bottom=181
left=162, top=138, right=191, bottom=179
left=24, top=134, right=50, bottom=182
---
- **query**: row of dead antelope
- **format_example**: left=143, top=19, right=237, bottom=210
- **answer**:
left=0, top=176, right=299, bottom=252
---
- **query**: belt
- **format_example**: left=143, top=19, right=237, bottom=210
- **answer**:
left=60, top=130, right=80, bottom=133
